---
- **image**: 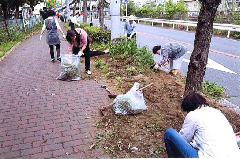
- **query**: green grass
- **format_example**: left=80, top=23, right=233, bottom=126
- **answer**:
left=202, top=80, right=225, bottom=100
left=94, top=58, right=109, bottom=73
left=0, top=23, right=43, bottom=57
left=0, top=41, right=19, bottom=53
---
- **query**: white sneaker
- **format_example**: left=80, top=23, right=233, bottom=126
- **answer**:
left=104, top=49, right=109, bottom=54
left=86, top=70, right=92, bottom=75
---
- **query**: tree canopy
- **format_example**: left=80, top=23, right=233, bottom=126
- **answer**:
left=46, top=0, right=61, bottom=9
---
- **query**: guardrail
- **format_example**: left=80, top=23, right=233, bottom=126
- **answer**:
left=120, top=16, right=240, bottom=38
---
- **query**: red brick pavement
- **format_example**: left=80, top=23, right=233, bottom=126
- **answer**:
left=0, top=20, right=109, bottom=159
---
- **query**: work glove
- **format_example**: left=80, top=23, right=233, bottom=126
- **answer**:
left=153, top=64, right=160, bottom=70
left=40, top=35, right=42, bottom=40
left=77, top=51, right=84, bottom=57
left=129, top=33, right=134, bottom=39
left=62, top=34, right=66, bottom=39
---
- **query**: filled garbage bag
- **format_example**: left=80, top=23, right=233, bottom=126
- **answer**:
left=56, top=54, right=81, bottom=81
left=113, top=82, right=147, bottom=115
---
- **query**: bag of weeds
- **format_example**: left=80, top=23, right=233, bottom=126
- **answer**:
left=56, top=54, right=81, bottom=81
left=113, top=82, right=147, bottom=115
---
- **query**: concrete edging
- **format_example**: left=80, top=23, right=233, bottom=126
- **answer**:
left=0, top=41, right=22, bottom=62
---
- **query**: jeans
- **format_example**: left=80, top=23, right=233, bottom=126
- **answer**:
left=49, top=44, right=60, bottom=59
left=164, top=128, right=199, bottom=158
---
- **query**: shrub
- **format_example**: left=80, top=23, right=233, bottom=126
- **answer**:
left=84, top=25, right=111, bottom=44
left=110, top=38, right=154, bottom=70
left=134, top=46, right=155, bottom=69
left=202, top=80, right=225, bottom=100
left=65, top=22, right=111, bottom=44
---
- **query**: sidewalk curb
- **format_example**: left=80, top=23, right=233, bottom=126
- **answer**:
left=0, top=30, right=41, bottom=62
left=0, top=41, right=21, bottom=62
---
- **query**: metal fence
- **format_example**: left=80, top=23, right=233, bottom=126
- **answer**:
left=0, top=14, right=42, bottom=30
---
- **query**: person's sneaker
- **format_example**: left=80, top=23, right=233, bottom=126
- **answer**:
left=51, top=58, right=55, bottom=62
left=57, top=57, right=61, bottom=62
left=104, top=49, right=109, bottom=54
left=169, top=71, right=177, bottom=77
left=86, top=70, right=92, bottom=75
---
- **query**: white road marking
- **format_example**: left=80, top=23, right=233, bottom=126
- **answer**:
left=183, top=51, right=237, bottom=74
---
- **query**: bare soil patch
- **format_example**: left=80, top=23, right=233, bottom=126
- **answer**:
left=81, top=54, right=240, bottom=158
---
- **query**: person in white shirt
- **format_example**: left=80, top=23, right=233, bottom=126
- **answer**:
left=69, top=14, right=80, bottom=30
left=164, top=92, right=240, bottom=158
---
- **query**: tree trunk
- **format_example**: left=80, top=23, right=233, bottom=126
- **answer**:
left=83, top=0, right=88, bottom=23
left=15, top=4, right=19, bottom=19
left=184, top=0, right=221, bottom=96
left=3, top=11, right=11, bottom=40
left=99, top=0, right=105, bottom=31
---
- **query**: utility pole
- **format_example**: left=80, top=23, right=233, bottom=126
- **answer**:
left=110, top=0, right=121, bottom=39
left=66, top=0, right=70, bottom=20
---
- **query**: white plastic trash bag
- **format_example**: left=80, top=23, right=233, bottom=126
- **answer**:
left=113, top=82, right=147, bottom=115
left=56, top=54, right=81, bottom=81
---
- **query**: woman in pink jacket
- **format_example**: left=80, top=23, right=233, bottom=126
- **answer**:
left=66, top=28, right=92, bottom=75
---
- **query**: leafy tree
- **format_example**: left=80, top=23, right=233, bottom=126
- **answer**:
left=184, top=0, right=221, bottom=96
left=164, top=0, right=176, bottom=19
left=46, top=0, right=57, bottom=9
left=122, top=0, right=136, bottom=16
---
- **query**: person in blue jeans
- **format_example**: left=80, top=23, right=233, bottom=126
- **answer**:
left=164, top=93, right=240, bottom=158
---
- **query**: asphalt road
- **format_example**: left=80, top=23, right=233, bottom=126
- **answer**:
left=89, top=18, right=240, bottom=107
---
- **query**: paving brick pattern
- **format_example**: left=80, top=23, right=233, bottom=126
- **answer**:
left=0, top=20, right=109, bottom=159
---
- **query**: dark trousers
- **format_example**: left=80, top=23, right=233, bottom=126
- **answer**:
left=127, top=33, right=136, bottom=39
left=82, top=50, right=105, bottom=57
left=49, top=44, right=60, bottom=59
left=72, top=46, right=90, bottom=71
left=69, top=22, right=75, bottom=30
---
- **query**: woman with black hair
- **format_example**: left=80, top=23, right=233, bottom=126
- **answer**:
left=66, top=28, right=91, bottom=75
left=164, top=93, right=240, bottom=158
left=40, top=10, right=65, bottom=62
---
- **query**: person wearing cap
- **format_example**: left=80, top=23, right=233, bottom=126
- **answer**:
left=152, top=42, right=187, bottom=77
left=124, top=15, right=136, bottom=39
left=164, top=92, right=240, bottom=158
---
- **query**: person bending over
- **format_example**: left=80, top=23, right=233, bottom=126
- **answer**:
left=66, top=28, right=92, bottom=75
left=152, top=42, right=187, bottom=77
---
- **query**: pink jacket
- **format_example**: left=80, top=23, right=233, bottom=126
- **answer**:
left=68, top=28, right=88, bottom=52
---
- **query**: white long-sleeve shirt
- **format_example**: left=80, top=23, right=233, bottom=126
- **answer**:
left=179, top=106, right=240, bottom=158
left=71, top=16, right=80, bottom=26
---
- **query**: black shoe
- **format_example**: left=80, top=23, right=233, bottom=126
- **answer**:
left=57, top=57, right=61, bottom=62
left=51, top=58, right=55, bottom=62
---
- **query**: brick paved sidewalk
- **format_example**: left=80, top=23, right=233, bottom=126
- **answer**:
left=0, top=19, right=109, bottom=159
